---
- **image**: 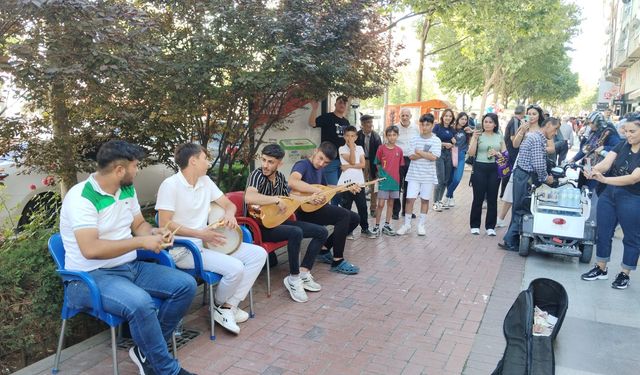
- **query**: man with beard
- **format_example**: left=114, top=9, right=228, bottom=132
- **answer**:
left=59, top=140, right=197, bottom=375
left=244, top=144, right=328, bottom=303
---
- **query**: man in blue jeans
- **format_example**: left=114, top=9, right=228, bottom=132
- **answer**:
left=500, top=118, right=558, bottom=251
left=59, top=140, right=197, bottom=375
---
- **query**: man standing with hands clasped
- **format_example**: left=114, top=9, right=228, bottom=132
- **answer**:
left=500, top=117, right=560, bottom=252
left=356, top=114, right=382, bottom=216
left=392, top=108, right=420, bottom=219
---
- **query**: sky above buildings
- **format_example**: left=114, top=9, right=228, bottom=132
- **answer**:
left=568, top=0, right=608, bottom=86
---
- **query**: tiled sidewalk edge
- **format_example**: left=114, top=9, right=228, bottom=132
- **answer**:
left=462, top=252, right=525, bottom=375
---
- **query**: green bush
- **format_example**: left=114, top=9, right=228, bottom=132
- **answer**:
left=212, top=162, right=249, bottom=193
left=0, top=198, right=105, bottom=374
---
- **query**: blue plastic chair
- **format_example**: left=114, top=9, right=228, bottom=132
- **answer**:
left=161, top=222, right=255, bottom=341
left=47, top=233, right=178, bottom=375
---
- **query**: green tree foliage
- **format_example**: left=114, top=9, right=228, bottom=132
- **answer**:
left=0, top=0, right=163, bottom=195
left=0, top=0, right=397, bottom=194
left=431, top=0, right=580, bottom=112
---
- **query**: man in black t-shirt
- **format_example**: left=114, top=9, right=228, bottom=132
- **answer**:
left=501, top=105, right=525, bottom=197
left=309, top=96, right=351, bottom=202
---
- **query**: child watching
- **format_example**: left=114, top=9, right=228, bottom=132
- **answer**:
left=372, top=126, right=404, bottom=236
left=339, top=126, right=376, bottom=238
left=396, top=113, right=442, bottom=236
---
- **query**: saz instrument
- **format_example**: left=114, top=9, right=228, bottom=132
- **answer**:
left=297, top=178, right=386, bottom=213
left=204, top=202, right=243, bottom=255
left=248, top=196, right=302, bottom=229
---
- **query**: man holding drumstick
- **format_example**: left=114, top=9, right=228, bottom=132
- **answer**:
left=60, top=140, right=197, bottom=375
left=156, top=143, right=266, bottom=335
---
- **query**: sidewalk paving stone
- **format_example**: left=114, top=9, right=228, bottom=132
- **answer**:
left=18, top=170, right=640, bottom=375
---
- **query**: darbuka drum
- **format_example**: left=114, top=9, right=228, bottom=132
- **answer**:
left=206, top=202, right=242, bottom=255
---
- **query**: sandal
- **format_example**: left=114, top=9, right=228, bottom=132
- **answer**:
left=316, top=251, right=333, bottom=264
left=330, top=260, right=360, bottom=275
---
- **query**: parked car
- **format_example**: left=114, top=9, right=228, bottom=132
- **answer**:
left=0, top=155, right=173, bottom=230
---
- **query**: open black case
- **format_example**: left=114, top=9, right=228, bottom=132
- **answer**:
left=492, top=278, right=569, bottom=375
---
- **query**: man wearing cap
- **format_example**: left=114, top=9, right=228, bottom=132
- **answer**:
left=356, top=114, right=382, bottom=216
left=309, top=95, right=351, bottom=204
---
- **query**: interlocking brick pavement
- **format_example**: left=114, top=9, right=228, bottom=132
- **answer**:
left=30, top=171, right=519, bottom=375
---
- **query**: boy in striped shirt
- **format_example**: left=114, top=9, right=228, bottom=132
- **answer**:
left=397, top=113, right=442, bottom=236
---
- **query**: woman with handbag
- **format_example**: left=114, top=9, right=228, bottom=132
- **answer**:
left=468, top=113, right=506, bottom=236
left=432, top=109, right=456, bottom=211
left=445, top=112, right=472, bottom=208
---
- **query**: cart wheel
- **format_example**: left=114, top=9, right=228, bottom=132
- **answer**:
left=518, top=236, right=530, bottom=257
left=579, top=244, right=593, bottom=264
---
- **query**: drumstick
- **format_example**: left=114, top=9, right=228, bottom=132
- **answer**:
left=160, top=224, right=182, bottom=248
left=205, top=220, right=225, bottom=229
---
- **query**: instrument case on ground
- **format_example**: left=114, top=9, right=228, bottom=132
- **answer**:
left=492, top=278, right=568, bottom=375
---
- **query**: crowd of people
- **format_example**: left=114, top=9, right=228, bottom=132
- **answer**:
left=57, top=96, right=640, bottom=374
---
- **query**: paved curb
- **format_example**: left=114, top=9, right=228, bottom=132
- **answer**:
left=463, top=251, right=525, bottom=374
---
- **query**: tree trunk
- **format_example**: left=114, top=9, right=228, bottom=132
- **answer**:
left=50, top=78, right=76, bottom=198
left=415, top=16, right=432, bottom=102
left=479, top=64, right=501, bottom=114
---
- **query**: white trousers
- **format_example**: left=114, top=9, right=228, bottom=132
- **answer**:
left=173, top=242, right=267, bottom=307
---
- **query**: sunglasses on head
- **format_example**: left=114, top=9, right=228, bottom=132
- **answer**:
left=527, top=104, right=542, bottom=111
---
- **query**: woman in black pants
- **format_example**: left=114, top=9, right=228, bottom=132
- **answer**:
left=467, top=113, right=506, bottom=236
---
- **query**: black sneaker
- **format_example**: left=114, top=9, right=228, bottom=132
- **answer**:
left=611, top=272, right=630, bottom=289
left=129, top=346, right=155, bottom=375
left=177, top=368, right=197, bottom=375
left=581, top=264, right=609, bottom=281
left=361, top=228, right=377, bottom=238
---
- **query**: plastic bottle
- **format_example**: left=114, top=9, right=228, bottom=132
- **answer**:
left=559, top=188, right=568, bottom=208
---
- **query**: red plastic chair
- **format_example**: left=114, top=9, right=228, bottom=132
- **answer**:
left=226, top=191, right=294, bottom=297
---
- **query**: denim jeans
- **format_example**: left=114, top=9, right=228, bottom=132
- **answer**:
left=323, top=159, right=342, bottom=205
left=595, top=185, right=640, bottom=270
left=503, top=168, right=531, bottom=248
left=296, top=203, right=359, bottom=259
left=67, top=261, right=197, bottom=375
left=393, top=157, right=411, bottom=216
left=446, top=150, right=467, bottom=198
left=260, top=220, right=328, bottom=274
left=434, top=148, right=453, bottom=203
left=340, top=189, right=369, bottom=231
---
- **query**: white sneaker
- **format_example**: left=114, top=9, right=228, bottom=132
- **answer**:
left=433, top=202, right=443, bottom=212
left=346, top=233, right=355, bottom=240
left=233, top=307, right=249, bottom=323
left=443, top=199, right=451, bottom=209
left=470, top=228, right=480, bottom=235
left=213, top=305, right=240, bottom=334
left=301, top=273, right=322, bottom=292
left=496, top=219, right=507, bottom=228
left=447, top=198, right=455, bottom=207
left=417, top=226, right=426, bottom=236
left=284, top=276, right=308, bottom=303
left=396, top=224, right=411, bottom=235
left=486, top=229, right=497, bottom=236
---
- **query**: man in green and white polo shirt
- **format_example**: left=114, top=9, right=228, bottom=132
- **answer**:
left=59, top=140, right=197, bottom=375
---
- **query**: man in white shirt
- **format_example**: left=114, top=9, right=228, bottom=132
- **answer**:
left=559, top=115, right=574, bottom=164
left=156, top=143, right=267, bottom=335
left=60, top=140, right=197, bottom=375
left=392, top=108, right=420, bottom=219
